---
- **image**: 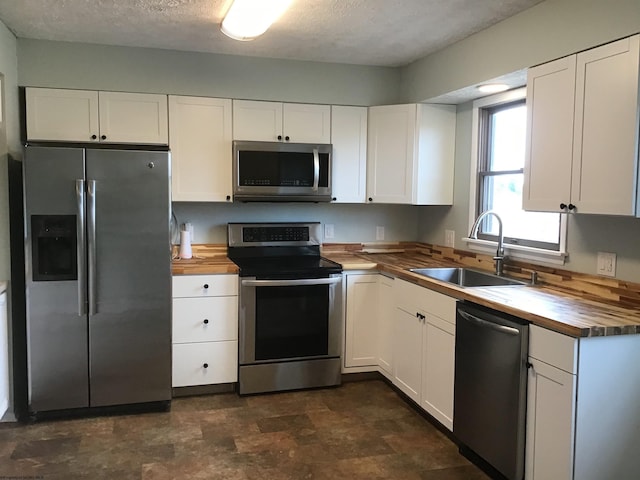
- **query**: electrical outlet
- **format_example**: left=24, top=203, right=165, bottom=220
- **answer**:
left=376, top=226, right=385, bottom=241
left=445, top=230, right=455, bottom=248
left=324, top=224, right=335, bottom=239
left=597, top=251, right=616, bottom=277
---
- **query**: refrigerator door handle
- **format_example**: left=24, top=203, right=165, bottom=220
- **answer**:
left=87, top=179, right=97, bottom=315
left=76, top=179, right=87, bottom=316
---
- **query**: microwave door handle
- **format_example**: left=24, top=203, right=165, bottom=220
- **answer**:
left=242, top=278, right=341, bottom=287
left=76, top=179, right=87, bottom=316
left=312, top=148, right=319, bottom=191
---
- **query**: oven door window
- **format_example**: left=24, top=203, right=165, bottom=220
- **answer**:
left=255, top=284, right=329, bottom=360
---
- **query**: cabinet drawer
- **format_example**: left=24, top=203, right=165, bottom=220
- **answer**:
left=172, top=274, right=238, bottom=298
left=529, top=325, right=578, bottom=374
left=172, top=341, right=238, bottom=387
left=173, top=297, right=238, bottom=343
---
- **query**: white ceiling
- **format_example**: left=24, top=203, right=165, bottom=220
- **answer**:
left=0, top=0, right=543, bottom=68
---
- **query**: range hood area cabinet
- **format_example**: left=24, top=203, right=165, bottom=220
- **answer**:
left=232, top=100, right=331, bottom=144
left=25, top=88, right=169, bottom=145
left=523, top=34, right=640, bottom=216
left=366, top=103, right=456, bottom=205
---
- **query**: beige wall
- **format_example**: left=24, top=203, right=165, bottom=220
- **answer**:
left=18, top=39, right=401, bottom=106
left=401, top=0, right=640, bottom=102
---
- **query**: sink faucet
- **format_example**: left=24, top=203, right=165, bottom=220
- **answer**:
left=469, top=210, right=506, bottom=276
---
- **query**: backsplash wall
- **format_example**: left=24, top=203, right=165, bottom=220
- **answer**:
left=171, top=202, right=421, bottom=245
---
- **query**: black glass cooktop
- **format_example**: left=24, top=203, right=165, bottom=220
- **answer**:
left=229, top=255, right=342, bottom=278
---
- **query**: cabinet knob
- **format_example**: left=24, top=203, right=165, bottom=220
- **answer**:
left=559, top=203, right=567, bottom=210
left=203, top=319, right=209, bottom=324
left=285, top=136, right=290, bottom=141
left=368, top=197, right=373, bottom=202
left=277, top=135, right=282, bottom=141
left=91, top=134, right=97, bottom=140
left=331, top=197, right=337, bottom=201
left=226, top=195, right=231, bottom=201
left=101, top=135, right=106, bottom=140
left=568, top=203, right=576, bottom=211
left=203, top=284, right=209, bottom=289
left=203, top=363, right=209, bottom=369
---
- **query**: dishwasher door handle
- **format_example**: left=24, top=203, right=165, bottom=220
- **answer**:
left=458, top=310, right=520, bottom=336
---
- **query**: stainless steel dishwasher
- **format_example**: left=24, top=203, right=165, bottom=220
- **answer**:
left=454, top=302, right=529, bottom=480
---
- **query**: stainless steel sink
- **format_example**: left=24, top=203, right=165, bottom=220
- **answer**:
left=409, top=267, right=527, bottom=287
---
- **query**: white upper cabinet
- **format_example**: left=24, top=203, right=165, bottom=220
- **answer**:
left=367, top=103, right=456, bottom=205
left=169, top=95, right=233, bottom=202
left=233, top=100, right=330, bottom=143
left=26, top=87, right=168, bottom=144
left=330, top=105, right=367, bottom=203
left=26, top=88, right=100, bottom=143
left=524, top=34, right=640, bottom=215
left=524, top=56, right=576, bottom=212
left=98, top=91, right=168, bottom=144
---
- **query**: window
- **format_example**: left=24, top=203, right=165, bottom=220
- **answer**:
left=468, top=88, right=566, bottom=263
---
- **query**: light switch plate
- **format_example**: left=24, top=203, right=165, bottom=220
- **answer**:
left=597, top=251, right=616, bottom=277
left=445, top=230, right=455, bottom=248
left=324, top=224, right=335, bottom=239
left=376, top=226, right=385, bottom=240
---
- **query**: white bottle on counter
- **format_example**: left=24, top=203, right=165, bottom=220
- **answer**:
left=179, top=230, right=192, bottom=259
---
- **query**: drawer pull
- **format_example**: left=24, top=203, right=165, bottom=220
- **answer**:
left=203, top=319, right=209, bottom=324
left=203, top=284, right=209, bottom=289
left=203, top=363, right=209, bottom=369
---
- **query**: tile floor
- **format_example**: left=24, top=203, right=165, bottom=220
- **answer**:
left=0, top=380, right=489, bottom=479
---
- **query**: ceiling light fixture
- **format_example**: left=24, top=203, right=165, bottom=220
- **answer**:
left=477, top=84, right=510, bottom=94
left=221, top=0, right=293, bottom=41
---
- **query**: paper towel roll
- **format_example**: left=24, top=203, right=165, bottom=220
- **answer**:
left=179, top=230, right=192, bottom=259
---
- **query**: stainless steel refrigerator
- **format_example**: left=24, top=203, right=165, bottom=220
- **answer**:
left=23, top=145, right=172, bottom=413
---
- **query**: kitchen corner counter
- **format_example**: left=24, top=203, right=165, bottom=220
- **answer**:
left=324, top=247, right=640, bottom=338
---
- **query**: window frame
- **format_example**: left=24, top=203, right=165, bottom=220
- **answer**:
left=465, top=87, right=568, bottom=265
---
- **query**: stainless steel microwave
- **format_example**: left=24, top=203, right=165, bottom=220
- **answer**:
left=232, top=140, right=332, bottom=202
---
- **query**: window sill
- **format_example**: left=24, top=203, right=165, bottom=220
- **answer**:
left=462, top=237, right=568, bottom=266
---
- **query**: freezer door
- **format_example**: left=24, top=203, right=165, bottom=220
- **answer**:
left=23, top=146, right=89, bottom=411
left=86, top=149, right=171, bottom=406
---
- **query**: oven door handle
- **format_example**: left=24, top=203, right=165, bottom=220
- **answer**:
left=242, top=278, right=341, bottom=287
left=312, top=148, right=320, bottom=192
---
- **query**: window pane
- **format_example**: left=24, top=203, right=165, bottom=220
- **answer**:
left=482, top=174, right=560, bottom=244
left=489, top=103, right=526, bottom=171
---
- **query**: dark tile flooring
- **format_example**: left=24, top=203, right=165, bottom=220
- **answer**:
left=0, top=380, right=489, bottom=479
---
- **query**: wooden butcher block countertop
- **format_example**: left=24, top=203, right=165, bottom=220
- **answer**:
left=173, top=243, right=640, bottom=338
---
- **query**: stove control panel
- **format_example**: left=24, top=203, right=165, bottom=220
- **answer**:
left=228, top=222, right=321, bottom=247
left=243, top=226, right=310, bottom=243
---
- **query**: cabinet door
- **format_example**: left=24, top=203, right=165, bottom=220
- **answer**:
left=393, top=304, right=423, bottom=403
left=331, top=106, right=367, bottom=203
left=571, top=34, right=640, bottom=215
left=344, top=274, right=379, bottom=368
left=421, top=314, right=455, bottom=431
left=98, top=92, right=168, bottom=144
left=169, top=96, right=233, bottom=202
left=523, top=56, right=576, bottom=212
left=26, top=88, right=99, bottom=142
left=232, top=100, right=283, bottom=141
left=172, top=296, right=238, bottom=344
left=525, top=357, right=576, bottom=480
left=367, top=104, right=416, bottom=204
left=283, top=103, right=331, bottom=143
left=172, top=341, right=238, bottom=387
left=377, top=275, right=394, bottom=376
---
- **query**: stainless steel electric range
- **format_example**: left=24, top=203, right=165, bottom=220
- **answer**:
left=227, top=222, right=343, bottom=395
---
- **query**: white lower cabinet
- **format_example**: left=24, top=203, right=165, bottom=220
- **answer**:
left=377, top=275, right=395, bottom=376
left=526, top=324, right=640, bottom=480
left=394, top=279, right=456, bottom=429
left=344, top=274, right=379, bottom=368
left=171, top=274, right=238, bottom=388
